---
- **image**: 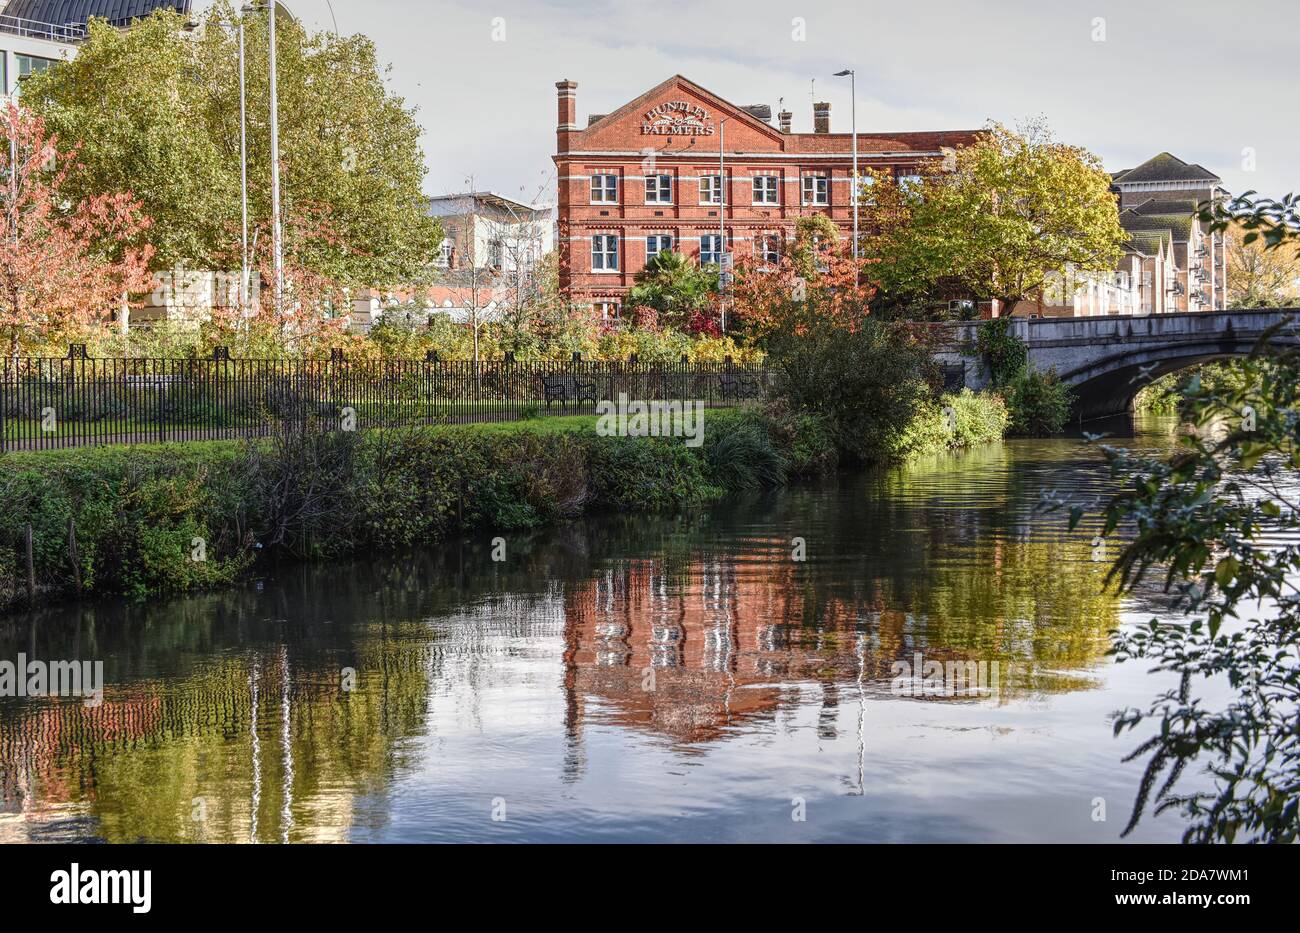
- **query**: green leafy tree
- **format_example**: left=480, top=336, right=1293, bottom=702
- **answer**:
left=787, top=214, right=841, bottom=281
left=866, top=120, right=1125, bottom=315
left=767, top=315, right=934, bottom=463
left=23, top=5, right=439, bottom=289
left=626, top=250, right=716, bottom=329
left=1069, top=193, right=1300, bottom=843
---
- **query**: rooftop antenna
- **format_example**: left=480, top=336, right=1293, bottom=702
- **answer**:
left=810, top=79, right=815, bottom=117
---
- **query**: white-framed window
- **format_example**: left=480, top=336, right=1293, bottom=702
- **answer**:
left=858, top=174, right=876, bottom=205
left=801, top=173, right=829, bottom=206
left=592, top=234, right=619, bottom=271
left=700, top=234, right=723, bottom=265
left=897, top=173, right=924, bottom=194
left=752, top=175, right=779, bottom=205
left=595, top=301, right=620, bottom=321
left=645, top=174, right=672, bottom=204
left=591, top=174, right=618, bottom=204
left=699, top=174, right=723, bottom=205
left=488, top=238, right=504, bottom=268
left=646, top=234, right=673, bottom=260
left=435, top=239, right=453, bottom=268
left=758, top=233, right=781, bottom=265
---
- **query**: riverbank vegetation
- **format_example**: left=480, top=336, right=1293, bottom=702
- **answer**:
left=0, top=409, right=801, bottom=608
left=973, top=318, right=1074, bottom=435
left=0, top=218, right=1015, bottom=609
left=0, top=363, right=1009, bottom=610
left=1134, top=358, right=1276, bottom=417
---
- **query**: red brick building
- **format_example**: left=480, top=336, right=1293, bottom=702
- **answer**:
left=554, top=74, right=980, bottom=317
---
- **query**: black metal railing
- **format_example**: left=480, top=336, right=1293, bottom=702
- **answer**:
left=0, top=349, right=768, bottom=451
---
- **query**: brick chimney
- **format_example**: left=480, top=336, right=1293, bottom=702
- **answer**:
left=556, top=79, right=578, bottom=151
left=778, top=110, right=792, bottom=133
left=813, top=102, right=830, bottom=134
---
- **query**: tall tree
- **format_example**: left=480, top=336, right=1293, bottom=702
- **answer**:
left=864, top=120, right=1126, bottom=316
left=0, top=103, right=154, bottom=357
left=1225, top=219, right=1300, bottom=307
left=23, top=4, right=440, bottom=291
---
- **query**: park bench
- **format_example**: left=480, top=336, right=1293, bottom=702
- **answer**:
left=717, top=373, right=762, bottom=401
left=123, top=374, right=178, bottom=392
left=539, top=373, right=597, bottom=409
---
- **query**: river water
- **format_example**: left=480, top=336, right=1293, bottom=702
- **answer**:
left=0, top=414, right=1205, bottom=843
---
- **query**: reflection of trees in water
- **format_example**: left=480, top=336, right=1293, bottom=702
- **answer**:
left=0, top=449, right=1133, bottom=836
left=0, top=582, right=436, bottom=843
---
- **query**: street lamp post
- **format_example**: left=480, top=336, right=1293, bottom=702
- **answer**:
left=718, top=117, right=728, bottom=332
left=267, top=1, right=284, bottom=315
left=834, top=69, right=858, bottom=284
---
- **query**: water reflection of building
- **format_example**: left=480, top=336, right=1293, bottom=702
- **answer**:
left=560, top=553, right=1043, bottom=750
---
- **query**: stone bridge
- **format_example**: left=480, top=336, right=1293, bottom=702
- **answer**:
left=936, top=309, right=1300, bottom=421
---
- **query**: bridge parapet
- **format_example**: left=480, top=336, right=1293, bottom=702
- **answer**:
left=1023, top=308, right=1297, bottom=347
left=929, top=309, right=1299, bottom=405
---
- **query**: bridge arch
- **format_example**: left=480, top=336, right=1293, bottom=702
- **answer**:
left=1058, top=336, right=1298, bottom=420
left=1015, top=309, right=1299, bottom=421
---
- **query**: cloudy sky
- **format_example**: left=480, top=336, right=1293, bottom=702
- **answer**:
left=211, top=0, right=1298, bottom=205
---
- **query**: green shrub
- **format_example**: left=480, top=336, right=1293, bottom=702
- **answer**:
left=975, top=318, right=1029, bottom=387
left=0, top=409, right=823, bottom=608
left=701, top=410, right=788, bottom=490
left=1005, top=369, right=1074, bottom=435
left=0, top=444, right=250, bottom=603
left=1132, top=372, right=1182, bottom=414
left=583, top=435, right=718, bottom=509
left=901, top=389, right=1010, bottom=457
left=1134, top=361, right=1270, bottom=418
left=760, top=401, right=838, bottom=476
left=767, top=319, right=932, bottom=463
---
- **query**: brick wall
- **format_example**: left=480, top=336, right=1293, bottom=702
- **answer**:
left=554, top=75, right=980, bottom=312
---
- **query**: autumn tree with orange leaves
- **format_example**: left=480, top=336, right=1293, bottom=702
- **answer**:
left=0, top=102, right=154, bottom=358
left=725, top=214, right=877, bottom=344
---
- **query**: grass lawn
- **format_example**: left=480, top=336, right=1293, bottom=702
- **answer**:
left=449, top=414, right=601, bottom=436
left=0, top=408, right=749, bottom=461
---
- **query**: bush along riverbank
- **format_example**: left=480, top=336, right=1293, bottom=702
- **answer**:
left=0, top=383, right=1007, bottom=610
left=974, top=318, right=1074, bottom=435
